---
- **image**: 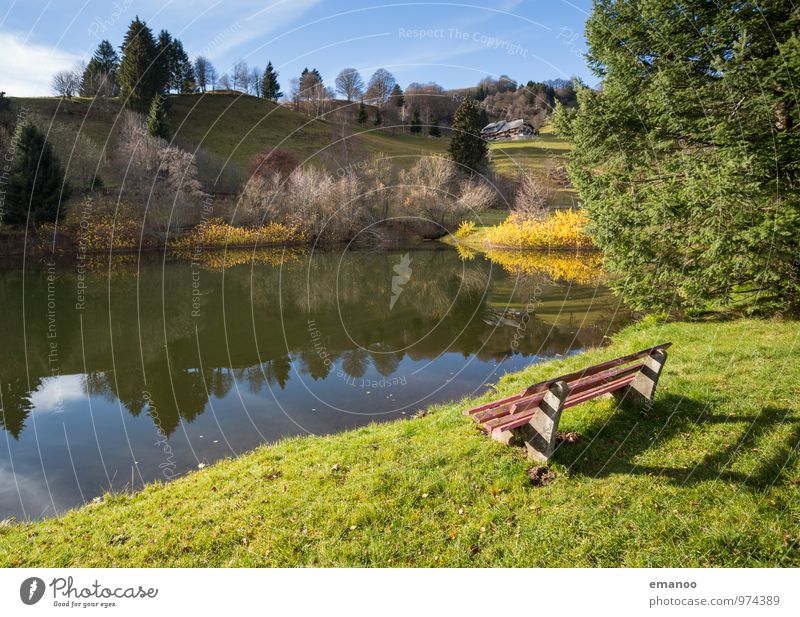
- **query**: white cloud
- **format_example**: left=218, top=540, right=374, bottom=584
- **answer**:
left=0, top=32, right=82, bottom=97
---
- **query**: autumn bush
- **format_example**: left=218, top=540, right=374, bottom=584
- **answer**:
left=454, top=220, right=477, bottom=238
left=114, top=111, right=207, bottom=235
left=400, top=156, right=497, bottom=230
left=38, top=196, right=142, bottom=252
left=170, top=217, right=304, bottom=248
left=238, top=155, right=498, bottom=242
left=485, top=208, right=592, bottom=249
left=513, top=172, right=555, bottom=220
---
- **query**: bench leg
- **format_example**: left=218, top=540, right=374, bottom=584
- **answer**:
left=513, top=381, right=570, bottom=463
left=613, top=349, right=668, bottom=409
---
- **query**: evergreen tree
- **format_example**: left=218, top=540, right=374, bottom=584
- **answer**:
left=155, top=29, right=173, bottom=94
left=146, top=94, right=171, bottom=139
left=448, top=96, right=487, bottom=173
left=373, top=107, right=382, bottom=126
left=476, top=107, right=489, bottom=130
left=555, top=0, right=800, bottom=314
left=4, top=122, right=71, bottom=225
left=390, top=83, right=404, bottom=108
left=409, top=108, right=422, bottom=134
left=118, top=17, right=160, bottom=111
left=93, top=40, right=119, bottom=74
left=357, top=100, right=368, bottom=125
left=261, top=62, right=282, bottom=101
left=428, top=121, right=441, bottom=138
left=81, top=40, right=120, bottom=96
left=170, top=39, right=195, bottom=93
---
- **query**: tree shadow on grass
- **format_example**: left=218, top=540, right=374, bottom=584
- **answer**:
left=555, top=393, right=800, bottom=490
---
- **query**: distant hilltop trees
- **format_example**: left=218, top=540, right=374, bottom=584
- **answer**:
left=48, top=15, right=580, bottom=137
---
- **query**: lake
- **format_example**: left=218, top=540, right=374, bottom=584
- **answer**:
left=0, top=245, right=630, bottom=519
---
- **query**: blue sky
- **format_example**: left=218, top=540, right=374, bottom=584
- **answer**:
left=1, top=0, right=595, bottom=96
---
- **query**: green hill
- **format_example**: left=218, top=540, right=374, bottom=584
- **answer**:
left=6, top=94, right=450, bottom=192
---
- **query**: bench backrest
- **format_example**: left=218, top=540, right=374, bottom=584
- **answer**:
left=465, top=343, right=672, bottom=418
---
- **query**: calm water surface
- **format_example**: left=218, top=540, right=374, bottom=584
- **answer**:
left=0, top=246, right=630, bottom=519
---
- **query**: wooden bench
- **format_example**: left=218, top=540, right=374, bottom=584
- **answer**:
left=464, top=343, right=671, bottom=463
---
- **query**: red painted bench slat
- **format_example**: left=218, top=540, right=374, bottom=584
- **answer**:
left=475, top=361, right=645, bottom=429
left=464, top=343, right=671, bottom=417
left=487, top=372, right=640, bottom=434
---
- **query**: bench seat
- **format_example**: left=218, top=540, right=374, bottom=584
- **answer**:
left=465, top=343, right=671, bottom=462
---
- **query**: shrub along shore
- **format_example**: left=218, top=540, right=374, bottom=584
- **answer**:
left=1, top=317, right=797, bottom=567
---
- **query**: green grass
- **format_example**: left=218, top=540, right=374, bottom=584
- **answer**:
left=2, top=317, right=798, bottom=567
left=489, top=125, right=577, bottom=208
left=7, top=94, right=450, bottom=182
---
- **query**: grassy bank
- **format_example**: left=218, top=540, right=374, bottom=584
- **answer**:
left=1, top=317, right=798, bottom=567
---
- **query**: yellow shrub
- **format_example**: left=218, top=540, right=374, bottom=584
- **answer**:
left=170, top=218, right=305, bottom=249
left=484, top=209, right=592, bottom=249
left=39, top=198, right=142, bottom=252
left=454, top=220, right=477, bottom=238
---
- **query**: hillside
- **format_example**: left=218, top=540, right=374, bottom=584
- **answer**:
left=488, top=125, right=577, bottom=208
left=6, top=94, right=450, bottom=192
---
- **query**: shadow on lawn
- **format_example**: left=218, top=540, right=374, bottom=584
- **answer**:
left=557, top=394, right=800, bottom=490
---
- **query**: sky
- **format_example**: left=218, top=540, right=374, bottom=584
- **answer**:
left=1, top=0, right=596, bottom=97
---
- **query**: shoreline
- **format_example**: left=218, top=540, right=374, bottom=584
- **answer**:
left=1, top=316, right=797, bottom=567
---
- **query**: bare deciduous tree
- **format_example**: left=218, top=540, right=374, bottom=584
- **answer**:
left=365, top=68, right=396, bottom=106
left=513, top=172, right=554, bottom=220
left=249, top=67, right=262, bottom=97
left=334, top=68, right=364, bottom=102
left=114, top=112, right=207, bottom=234
left=401, top=156, right=495, bottom=229
left=194, top=56, right=215, bottom=92
left=404, top=82, right=452, bottom=125
left=232, top=60, right=249, bottom=92
left=51, top=66, right=82, bottom=98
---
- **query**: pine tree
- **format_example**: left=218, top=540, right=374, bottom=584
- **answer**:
left=4, top=122, right=71, bottom=225
left=146, top=94, right=171, bottom=139
left=118, top=17, right=160, bottom=111
left=357, top=101, right=368, bottom=125
left=555, top=0, right=800, bottom=314
left=81, top=40, right=120, bottom=96
left=155, top=29, right=173, bottom=94
left=409, top=108, right=422, bottom=134
left=170, top=39, right=195, bottom=93
left=390, top=83, right=404, bottom=108
left=428, top=121, right=441, bottom=138
left=448, top=96, right=487, bottom=173
left=261, top=62, right=282, bottom=101
left=93, top=40, right=119, bottom=74
left=477, top=107, right=489, bottom=129
left=373, top=107, right=382, bottom=126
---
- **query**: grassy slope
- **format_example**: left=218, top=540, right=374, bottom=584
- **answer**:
left=489, top=125, right=577, bottom=208
left=9, top=94, right=450, bottom=177
left=1, top=318, right=798, bottom=567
